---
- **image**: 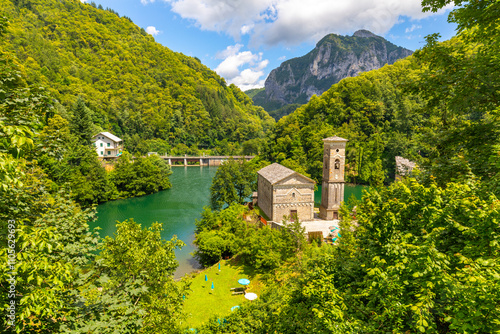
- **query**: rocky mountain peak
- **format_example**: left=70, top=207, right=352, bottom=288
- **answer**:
left=352, top=29, right=379, bottom=38
left=251, top=31, right=413, bottom=119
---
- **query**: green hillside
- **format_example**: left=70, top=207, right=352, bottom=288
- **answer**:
left=262, top=57, right=424, bottom=185
left=0, top=0, right=274, bottom=154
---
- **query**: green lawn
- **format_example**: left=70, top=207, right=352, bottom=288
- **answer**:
left=182, top=258, right=264, bottom=329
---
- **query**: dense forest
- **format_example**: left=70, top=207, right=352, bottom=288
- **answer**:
left=262, top=57, right=424, bottom=185
left=1, top=0, right=499, bottom=332
left=0, top=0, right=274, bottom=155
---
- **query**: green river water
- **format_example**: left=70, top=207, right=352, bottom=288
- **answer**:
left=91, top=167, right=367, bottom=278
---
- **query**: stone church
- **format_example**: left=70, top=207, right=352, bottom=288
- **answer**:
left=257, top=163, right=315, bottom=222
left=257, top=136, right=348, bottom=222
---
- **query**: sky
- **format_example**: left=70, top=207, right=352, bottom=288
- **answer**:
left=82, top=0, right=457, bottom=91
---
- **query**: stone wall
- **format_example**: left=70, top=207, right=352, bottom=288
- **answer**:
left=257, top=175, right=273, bottom=220
left=272, top=184, right=314, bottom=222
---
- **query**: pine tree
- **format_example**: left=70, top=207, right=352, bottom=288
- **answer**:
left=70, top=97, right=93, bottom=146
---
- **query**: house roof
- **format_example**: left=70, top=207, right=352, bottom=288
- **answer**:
left=257, top=163, right=315, bottom=185
left=94, top=131, right=122, bottom=142
left=323, top=136, right=348, bottom=142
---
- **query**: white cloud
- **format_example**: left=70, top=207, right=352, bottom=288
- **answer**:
left=278, top=56, right=287, bottom=61
left=146, top=26, right=161, bottom=36
left=215, top=44, right=269, bottom=90
left=151, top=0, right=452, bottom=47
left=405, top=24, right=422, bottom=33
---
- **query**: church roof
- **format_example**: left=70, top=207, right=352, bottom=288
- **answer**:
left=257, top=163, right=315, bottom=185
left=323, top=136, right=348, bottom=142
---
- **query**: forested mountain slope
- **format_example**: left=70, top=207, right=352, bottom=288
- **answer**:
left=262, top=56, right=424, bottom=185
left=0, top=0, right=274, bottom=153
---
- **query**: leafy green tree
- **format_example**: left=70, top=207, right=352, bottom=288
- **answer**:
left=210, top=159, right=255, bottom=210
left=0, top=165, right=99, bottom=333
left=193, top=204, right=249, bottom=266
left=111, top=152, right=172, bottom=198
left=62, top=219, right=187, bottom=334
left=411, top=0, right=500, bottom=189
left=67, top=142, right=117, bottom=205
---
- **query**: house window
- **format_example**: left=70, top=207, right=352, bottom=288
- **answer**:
left=290, top=210, right=298, bottom=222
left=100, top=151, right=103, bottom=155
left=107, top=151, right=111, bottom=155
left=100, top=143, right=103, bottom=147
left=107, top=143, right=110, bottom=147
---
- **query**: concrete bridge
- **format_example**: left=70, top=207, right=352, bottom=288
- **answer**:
left=159, top=155, right=255, bottom=167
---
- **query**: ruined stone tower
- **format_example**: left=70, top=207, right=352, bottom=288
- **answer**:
left=319, top=136, right=348, bottom=220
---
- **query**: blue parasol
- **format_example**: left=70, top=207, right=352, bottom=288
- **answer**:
left=231, top=305, right=240, bottom=312
left=205, top=274, right=207, bottom=281
left=238, top=278, right=250, bottom=285
left=211, top=282, right=214, bottom=290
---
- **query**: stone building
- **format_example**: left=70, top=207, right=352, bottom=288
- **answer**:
left=320, top=136, right=348, bottom=220
left=257, top=163, right=315, bottom=222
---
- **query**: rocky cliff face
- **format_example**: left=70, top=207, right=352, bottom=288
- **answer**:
left=260, top=30, right=413, bottom=111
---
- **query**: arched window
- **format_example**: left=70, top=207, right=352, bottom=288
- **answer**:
left=334, top=159, right=340, bottom=169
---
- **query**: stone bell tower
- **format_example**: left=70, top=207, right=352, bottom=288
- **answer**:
left=320, top=136, right=348, bottom=220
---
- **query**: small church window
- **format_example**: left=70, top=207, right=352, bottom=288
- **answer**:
left=336, top=149, right=339, bottom=152
left=292, top=192, right=296, bottom=198
left=334, top=159, right=340, bottom=169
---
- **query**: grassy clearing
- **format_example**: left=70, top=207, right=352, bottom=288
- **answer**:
left=182, top=258, right=264, bottom=329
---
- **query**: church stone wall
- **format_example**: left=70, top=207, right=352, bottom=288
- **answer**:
left=257, top=175, right=273, bottom=220
left=272, top=184, right=314, bottom=222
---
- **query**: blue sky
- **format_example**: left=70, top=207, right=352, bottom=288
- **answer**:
left=83, top=0, right=457, bottom=91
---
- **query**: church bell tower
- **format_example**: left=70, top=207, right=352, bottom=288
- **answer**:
left=319, top=136, right=348, bottom=220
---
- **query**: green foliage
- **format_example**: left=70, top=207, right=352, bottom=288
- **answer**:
left=111, top=152, right=172, bottom=198
left=60, top=219, right=187, bottom=334
left=0, top=0, right=274, bottom=153
left=193, top=204, right=247, bottom=266
left=199, top=179, right=500, bottom=334
left=209, top=158, right=255, bottom=210
left=0, top=16, right=51, bottom=189
left=263, top=58, right=424, bottom=185
left=0, top=165, right=99, bottom=333
left=194, top=204, right=307, bottom=273
left=409, top=0, right=500, bottom=191
left=70, top=96, right=94, bottom=145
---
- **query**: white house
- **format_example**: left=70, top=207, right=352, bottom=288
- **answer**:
left=92, top=132, right=123, bottom=158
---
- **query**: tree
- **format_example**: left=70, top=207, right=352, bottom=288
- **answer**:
left=111, top=152, right=172, bottom=198
left=63, top=219, right=187, bottom=334
left=0, top=165, right=99, bottom=333
left=70, top=97, right=94, bottom=146
left=210, top=159, right=255, bottom=210
left=412, top=0, right=500, bottom=188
